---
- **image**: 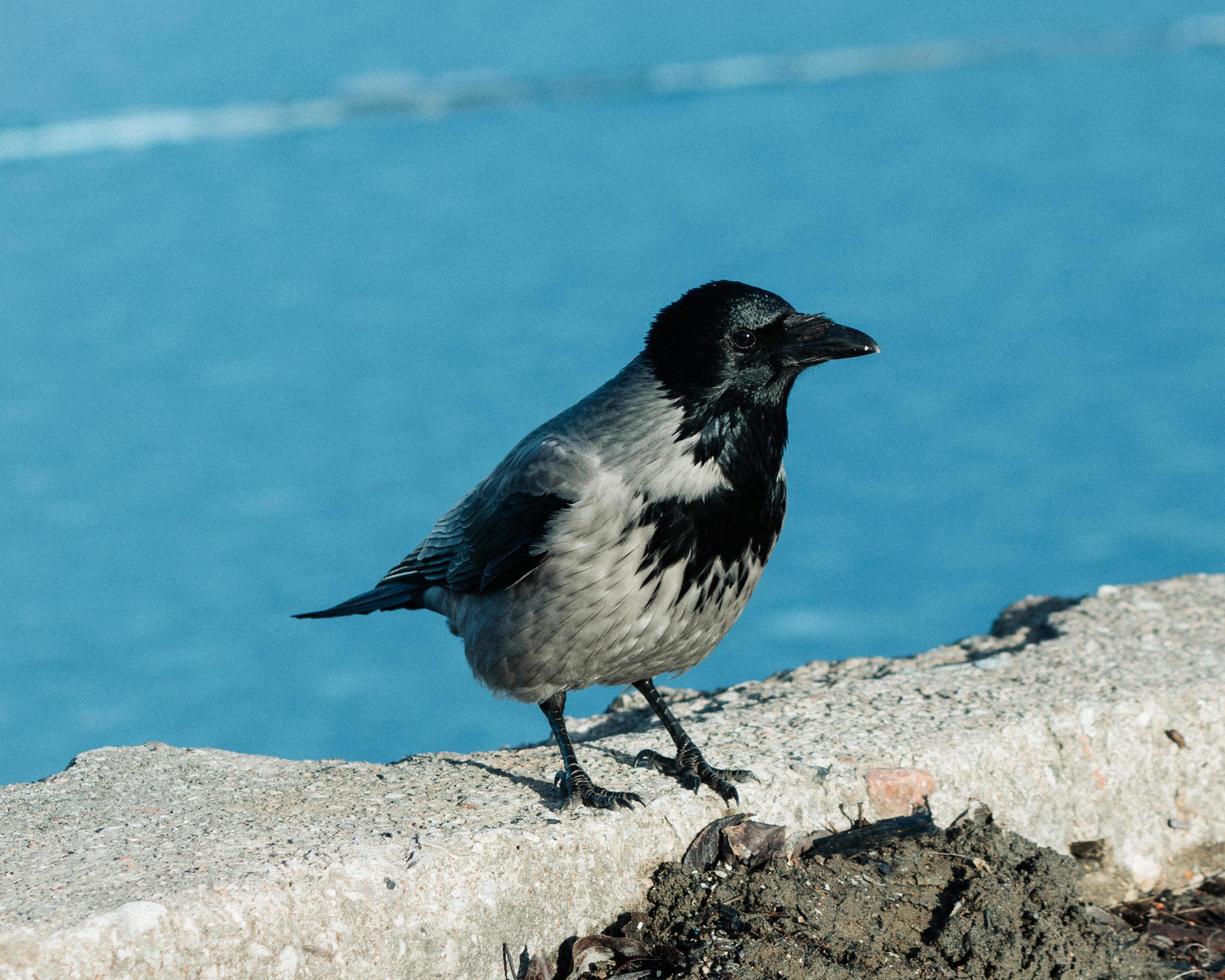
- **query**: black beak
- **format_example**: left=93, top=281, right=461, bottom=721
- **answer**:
left=780, top=312, right=879, bottom=368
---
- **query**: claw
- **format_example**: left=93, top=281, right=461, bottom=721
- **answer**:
left=704, top=768, right=740, bottom=805
left=634, top=746, right=754, bottom=803
left=541, top=693, right=644, bottom=811
left=555, top=767, right=644, bottom=810
left=629, top=680, right=757, bottom=804
left=634, top=749, right=674, bottom=772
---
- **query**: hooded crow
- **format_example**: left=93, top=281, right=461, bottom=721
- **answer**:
left=297, top=280, right=878, bottom=809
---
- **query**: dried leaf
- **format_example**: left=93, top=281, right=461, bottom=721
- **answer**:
left=602, top=936, right=650, bottom=960
left=569, top=936, right=617, bottom=976
left=503, top=945, right=548, bottom=980
left=522, top=952, right=551, bottom=980
left=808, top=810, right=938, bottom=860
left=563, top=934, right=652, bottom=978
left=721, top=820, right=787, bottom=869
left=682, top=813, right=749, bottom=870
left=780, top=830, right=831, bottom=865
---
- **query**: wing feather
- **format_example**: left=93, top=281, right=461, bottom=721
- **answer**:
left=377, top=435, right=592, bottom=596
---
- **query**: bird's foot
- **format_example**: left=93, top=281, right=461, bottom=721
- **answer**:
left=553, top=768, right=643, bottom=810
left=634, top=747, right=756, bottom=804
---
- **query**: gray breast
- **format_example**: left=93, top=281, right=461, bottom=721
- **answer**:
left=424, top=356, right=784, bottom=702
left=441, top=478, right=773, bottom=703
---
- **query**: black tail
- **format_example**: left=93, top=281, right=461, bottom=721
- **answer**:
left=293, top=581, right=424, bottom=619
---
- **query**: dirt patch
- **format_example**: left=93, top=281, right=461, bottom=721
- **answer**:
left=1114, top=873, right=1225, bottom=977
left=511, top=808, right=1168, bottom=980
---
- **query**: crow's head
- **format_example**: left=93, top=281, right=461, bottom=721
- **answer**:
left=644, top=280, right=878, bottom=409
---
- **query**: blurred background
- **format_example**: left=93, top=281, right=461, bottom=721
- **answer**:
left=2, top=2, right=1223, bottom=785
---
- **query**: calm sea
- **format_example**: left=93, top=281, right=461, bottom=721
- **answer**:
left=2, top=2, right=1223, bottom=784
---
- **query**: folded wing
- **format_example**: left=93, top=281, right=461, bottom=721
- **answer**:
left=294, top=436, right=589, bottom=618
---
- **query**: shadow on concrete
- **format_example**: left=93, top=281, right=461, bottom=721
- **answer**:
left=438, top=756, right=564, bottom=809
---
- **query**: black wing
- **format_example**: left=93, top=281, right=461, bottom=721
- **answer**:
left=382, top=490, right=570, bottom=593
left=295, top=436, right=587, bottom=619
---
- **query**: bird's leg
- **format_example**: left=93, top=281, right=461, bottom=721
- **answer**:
left=632, top=678, right=755, bottom=804
left=539, top=693, right=643, bottom=810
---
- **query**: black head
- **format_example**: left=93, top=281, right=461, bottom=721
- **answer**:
left=644, top=280, right=878, bottom=408
left=642, top=280, right=878, bottom=486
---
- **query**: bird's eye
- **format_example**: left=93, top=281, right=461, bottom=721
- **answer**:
left=731, top=329, right=758, bottom=352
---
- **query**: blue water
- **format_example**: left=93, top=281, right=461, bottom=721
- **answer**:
left=2, top=3, right=1223, bottom=786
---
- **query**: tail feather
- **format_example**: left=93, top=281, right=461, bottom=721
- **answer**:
left=294, top=581, right=424, bottom=619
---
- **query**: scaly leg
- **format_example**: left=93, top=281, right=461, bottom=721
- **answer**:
left=540, top=692, right=643, bottom=810
left=632, top=678, right=755, bottom=804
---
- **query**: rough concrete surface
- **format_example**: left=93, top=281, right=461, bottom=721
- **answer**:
left=1, top=574, right=1223, bottom=979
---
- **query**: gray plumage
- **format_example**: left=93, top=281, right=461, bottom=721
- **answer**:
left=298, top=280, right=878, bottom=808
left=429, top=355, right=762, bottom=702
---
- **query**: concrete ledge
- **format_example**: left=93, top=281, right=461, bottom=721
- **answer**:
left=2, top=574, right=1223, bottom=978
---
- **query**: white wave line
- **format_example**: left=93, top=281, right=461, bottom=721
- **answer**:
left=2, top=14, right=1223, bottom=164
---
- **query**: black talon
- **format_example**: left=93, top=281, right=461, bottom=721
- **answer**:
left=555, top=766, right=642, bottom=809
left=634, top=748, right=674, bottom=772
left=631, top=679, right=755, bottom=804
left=553, top=765, right=640, bottom=811
left=541, top=693, right=644, bottom=810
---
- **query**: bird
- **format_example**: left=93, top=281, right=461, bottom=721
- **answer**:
left=296, top=280, right=878, bottom=809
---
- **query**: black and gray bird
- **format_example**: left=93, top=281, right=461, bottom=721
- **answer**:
left=297, top=280, right=878, bottom=809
